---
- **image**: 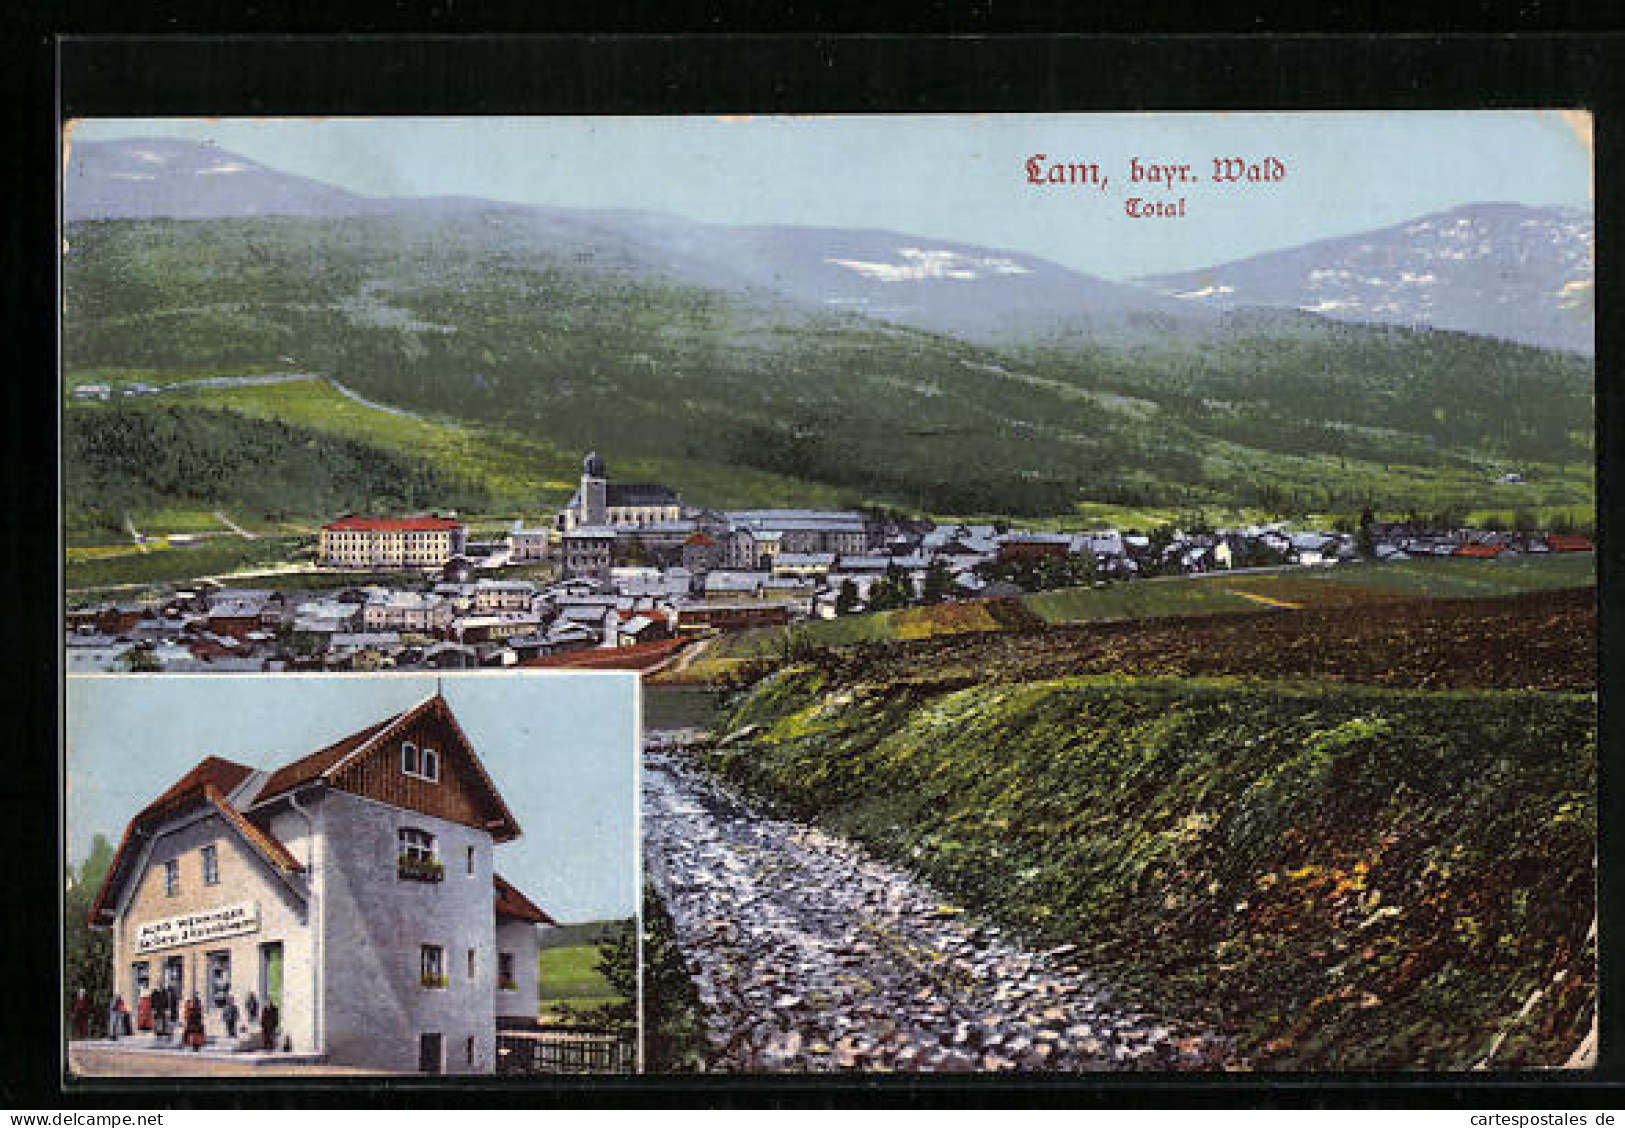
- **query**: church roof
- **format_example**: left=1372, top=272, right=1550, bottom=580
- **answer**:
left=605, top=483, right=679, bottom=506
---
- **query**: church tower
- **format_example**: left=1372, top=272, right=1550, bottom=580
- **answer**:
left=580, top=450, right=608, bottom=526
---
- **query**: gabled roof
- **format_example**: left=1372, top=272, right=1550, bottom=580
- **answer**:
left=254, top=693, right=523, bottom=843
left=255, top=715, right=398, bottom=803
left=494, top=872, right=556, bottom=925
left=88, top=761, right=305, bottom=927
left=605, top=483, right=679, bottom=506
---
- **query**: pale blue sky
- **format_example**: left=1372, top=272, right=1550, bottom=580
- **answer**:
left=70, top=112, right=1592, bottom=278
left=64, top=673, right=639, bottom=923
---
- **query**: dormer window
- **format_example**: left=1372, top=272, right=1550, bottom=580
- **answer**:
left=402, top=741, right=439, bottom=783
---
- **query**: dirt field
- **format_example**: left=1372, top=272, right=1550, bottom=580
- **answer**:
left=822, top=586, right=1595, bottom=693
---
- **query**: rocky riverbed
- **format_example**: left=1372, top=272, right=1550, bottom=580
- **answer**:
left=643, top=739, right=1236, bottom=1073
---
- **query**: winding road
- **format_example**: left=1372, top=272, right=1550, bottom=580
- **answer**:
left=643, top=739, right=1234, bottom=1073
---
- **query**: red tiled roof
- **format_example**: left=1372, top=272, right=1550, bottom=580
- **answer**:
left=149, top=756, right=255, bottom=814
left=323, top=515, right=464, bottom=532
left=1453, top=544, right=1505, bottom=558
left=88, top=759, right=303, bottom=927
left=204, top=785, right=305, bottom=874
left=254, top=715, right=399, bottom=804
left=520, top=637, right=686, bottom=671
left=494, top=872, right=556, bottom=925
left=684, top=532, right=715, bottom=546
left=1546, top=534, right=1593, bottom=552
left=91, top=695, right=525, bottom=928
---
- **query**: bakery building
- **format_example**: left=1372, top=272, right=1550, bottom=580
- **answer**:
left=88, top=692, right=555, bottom=1073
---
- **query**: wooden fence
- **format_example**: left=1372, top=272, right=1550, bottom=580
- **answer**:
left=496, top=1028, right=635, bottom=1074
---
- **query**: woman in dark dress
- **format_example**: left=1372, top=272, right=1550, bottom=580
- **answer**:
left=182, top=993, right=206, bottom=1051
left=260, top=1001, right=279, bottom=1051
left=69, top=989, right=89, bottom=1039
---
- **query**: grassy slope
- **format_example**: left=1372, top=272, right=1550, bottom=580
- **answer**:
left=64, top=535, right=307, bottom=592
left=538, top=943, right=624, bottom=1019
left=669, top=553, right=1596, bottom=682
left=704, top=672, right=1596, bottom=1070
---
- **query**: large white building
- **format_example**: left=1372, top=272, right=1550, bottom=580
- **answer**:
left=319, top=516, right=468, bottom=569
left=89, top=693, right=553, bottom=1074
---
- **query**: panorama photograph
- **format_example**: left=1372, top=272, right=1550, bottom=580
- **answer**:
left=61, top=111, right=1595, bottom=1073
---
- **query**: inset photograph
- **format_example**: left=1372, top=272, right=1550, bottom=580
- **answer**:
left=64, top=672, right=640, bottom=1077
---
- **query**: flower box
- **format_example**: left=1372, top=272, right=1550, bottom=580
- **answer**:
left=398, top=854, right=445, bottom=883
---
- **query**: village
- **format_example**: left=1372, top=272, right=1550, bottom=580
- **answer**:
left=66, top=451, right=1595, bottom=676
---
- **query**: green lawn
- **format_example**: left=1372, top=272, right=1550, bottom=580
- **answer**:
left=538, top=943, right=623, bottom=1019
left=64, top=534, right=309, bottom=593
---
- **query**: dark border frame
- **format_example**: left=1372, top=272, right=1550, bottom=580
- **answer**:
left=10, top=29, right=1622, bottom=1108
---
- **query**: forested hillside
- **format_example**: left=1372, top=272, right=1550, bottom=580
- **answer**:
left=65, top=402, right=490, bottom=532
left=64, top=214, right=1594, bottom=521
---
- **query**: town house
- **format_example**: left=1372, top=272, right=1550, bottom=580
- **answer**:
left=89, top=693, right=552, bottom=1073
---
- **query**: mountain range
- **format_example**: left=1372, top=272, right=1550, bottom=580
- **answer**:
left=65, top=137, right=1593, bottom=354
left=1137, top=203, right=1593, bottom=354
left=60, top=137, right=1596, bottom=528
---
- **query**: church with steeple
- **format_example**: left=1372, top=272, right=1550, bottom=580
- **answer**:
left=555, top=451, right=681, bottom=531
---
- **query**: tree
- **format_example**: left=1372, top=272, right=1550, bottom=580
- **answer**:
left=834, top=578, right=859, bottom=616
left=1355, top=524, right=1377, bottom=560
left=567, top=885, right=708, bottom=1071
left=1143, top=524, right=1178, bottom=577
left=921, top=559, right=954, bottom=604
left=64, top=835, right=115, bottom=1037
left=115, top=646, right=161, bottom=673
left=868, top=564, right=915, bottom=611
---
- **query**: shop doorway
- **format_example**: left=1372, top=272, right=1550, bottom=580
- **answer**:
left=259, top=942, right=283, bottom=1010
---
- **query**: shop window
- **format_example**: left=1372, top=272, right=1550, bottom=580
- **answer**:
left=419, top=945, right=446, bottom=989
left=201, top=844, right=219, bottom=885
left=207, top=950, right=231, bottom=1007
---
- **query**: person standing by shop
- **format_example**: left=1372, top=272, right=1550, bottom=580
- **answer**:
left=69, top=989, right=89, bottom=1040
left=182, top=993, right=205, bottom=1052
left=222, top=995, right=239, bottom=1041
left=260, top=999, right=279, bottom=1051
